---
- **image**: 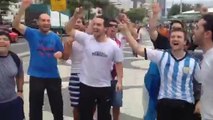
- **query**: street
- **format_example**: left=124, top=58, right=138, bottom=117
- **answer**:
left=12, top=28, right=152, bottom=120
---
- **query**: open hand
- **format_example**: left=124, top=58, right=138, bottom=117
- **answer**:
left=21, top=0, right=32, bottom=10
left=194, top=101, right=201, bottom=114
left=152, top=2, right=161, bottom=15
left=73, top=7, right=84, bottom=18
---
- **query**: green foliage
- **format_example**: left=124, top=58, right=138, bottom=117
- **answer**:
left=0, top=0, right=18, bottom=10
left=168, top=3, right=193, bottom=17
left=126, top=8, right=146, bottom=23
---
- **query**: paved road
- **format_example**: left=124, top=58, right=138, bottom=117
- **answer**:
left=18, top=28, right=152, bottom=120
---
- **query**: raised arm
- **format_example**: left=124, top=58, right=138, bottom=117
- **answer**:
left=119, top=13, right=138, bottom=39
left=119, top=23, right=145, bottom=57
left=65, top=7, right=84, bottom=37
left=12, top=0, right=31, bottom=35
left=148, top=3, right=161, bottom=41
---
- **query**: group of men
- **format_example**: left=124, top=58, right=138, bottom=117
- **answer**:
left=1, top=0, right=213, bottom=120
left=121, top=3, right=213, bottom=120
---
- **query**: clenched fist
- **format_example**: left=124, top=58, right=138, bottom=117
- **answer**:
left=54, top=51, right=63, bottom=59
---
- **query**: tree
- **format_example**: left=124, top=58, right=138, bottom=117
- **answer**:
left=0, top=0, right=18, bottom=24
left=168, top=3, right=193, bottom=17
left=126, top=8, right=146, bottom=23
left=0, top=0, right=18, bottom=10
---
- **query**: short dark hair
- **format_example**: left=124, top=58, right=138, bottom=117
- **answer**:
left=170, top=20, right=185, bottom=29
left=95, top=15, right=110, bottom=27
left=170, top=28, right=187, bottom=41
left=0, top=31, right=11, bottom=41
left=202, top=14, right=213, bottom=41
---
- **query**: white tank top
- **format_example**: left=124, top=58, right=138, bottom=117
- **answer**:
left=70, top=41, right=84, bottom=73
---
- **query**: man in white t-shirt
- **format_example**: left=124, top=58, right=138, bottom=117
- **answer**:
left=65, top=8, right=123, bottom=120
left=193, top=14, right=213, bottom=120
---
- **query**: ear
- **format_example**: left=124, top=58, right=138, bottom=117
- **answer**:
left=205, top=31, right=212, bottom=39
left=36, top=19, right=39, bottom=25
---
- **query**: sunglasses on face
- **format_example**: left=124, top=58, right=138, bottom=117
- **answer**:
left=171, top=27, right=182, bottom=30
left=109, top=24, right=118, bottom=28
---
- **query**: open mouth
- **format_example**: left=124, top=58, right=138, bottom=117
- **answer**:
left=93, top=29, right=99, bottom=33
left=172, top=42, right=179, bottom=46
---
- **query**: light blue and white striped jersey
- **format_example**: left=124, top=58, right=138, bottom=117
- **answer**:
left=145, top=49, right=200, bottom=103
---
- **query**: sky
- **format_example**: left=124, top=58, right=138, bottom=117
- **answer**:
left=109, top=0, right=213, bottom=10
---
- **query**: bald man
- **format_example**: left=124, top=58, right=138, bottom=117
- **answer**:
left=12, top=0, right=71, bottom=120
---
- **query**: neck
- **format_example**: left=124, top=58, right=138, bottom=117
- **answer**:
left=0, top=52, right=8, bottom=56
left=95, top=34, right=107, bottom=42
left=171, top=49, right=186, bottom=60
left=39, top=29, right=50, bottom=34
left=202, top=40, right=213, bottom=53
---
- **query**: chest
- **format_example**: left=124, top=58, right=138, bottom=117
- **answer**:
left=0, top=57, right=17, bottom=78
left=84, top=40, right=114, bottom=60
left=160, top=56, right=196, bottom=77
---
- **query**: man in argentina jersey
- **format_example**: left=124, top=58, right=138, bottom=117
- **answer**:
left=119, top=25, right=200, bottom=120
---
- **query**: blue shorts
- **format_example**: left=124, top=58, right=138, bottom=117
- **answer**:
left=69, top=73, right=80, bottom=107
left=111, top=80, right=123, bottom=107
left=0, top=97, right=25, bottom=120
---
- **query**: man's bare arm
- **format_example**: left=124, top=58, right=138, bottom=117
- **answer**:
left=12, top=0, right=31, bottom=34
left=115, top=62, right=123, bottom=91
left=120, top=24, right=146, bottom=57
left=148, top=3, right=161, bottom=41
left=65, top=7, right=83, bottom=37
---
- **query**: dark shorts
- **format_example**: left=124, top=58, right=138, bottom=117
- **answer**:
left=68, top=73, right=80, bottom=107
left=111, top=80, right=123, bottom=107
left=0, top=97, right=25, bottom=120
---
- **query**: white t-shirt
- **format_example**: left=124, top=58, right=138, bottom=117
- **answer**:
left=70, top=41, right=84, bottom=73
left=116, top=32, right=126, bottom=49
left=74, top=31, right=123, bottom=87
left=197, top=48, right=213, bottom=119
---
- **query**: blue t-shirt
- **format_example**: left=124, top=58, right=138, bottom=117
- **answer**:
left=24, top=27, right=64, bottom=78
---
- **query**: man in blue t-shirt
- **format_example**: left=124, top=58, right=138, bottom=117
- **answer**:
left=12, top=0, right=71, bottom=120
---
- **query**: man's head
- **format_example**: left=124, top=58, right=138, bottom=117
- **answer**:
left=74, top=17, right=85, bottom=31
left=170, top=20, right=185, bottom=30
left=37, top=13, right=51, bottom=33
left=106, top=19, right=118, bottom=38
left=169, top=28, right=187, bottom=51
left=92, top=16, right=109, bottom=38
left=0, top=31, right=11, bottom=55
left=193, top=14, right=213, bottom=48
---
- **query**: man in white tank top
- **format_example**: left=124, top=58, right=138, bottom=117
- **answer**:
left=67, top=17, right=85, bottom=120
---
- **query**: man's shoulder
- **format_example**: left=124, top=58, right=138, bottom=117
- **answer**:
left=107, top=38, right=118, bottom=46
